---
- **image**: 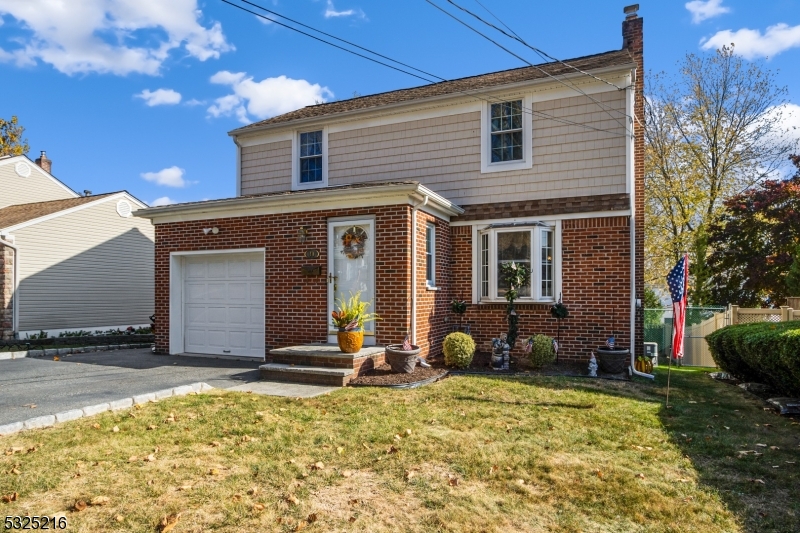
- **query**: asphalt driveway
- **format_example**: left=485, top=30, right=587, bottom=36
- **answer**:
left=0, top=349, right=262, bottom=427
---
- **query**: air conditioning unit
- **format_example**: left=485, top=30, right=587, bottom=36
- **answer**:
left=644, top=342, right=658, bottom=366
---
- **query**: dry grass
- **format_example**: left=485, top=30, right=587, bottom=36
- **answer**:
left=1, top=368, right=798, bottom=532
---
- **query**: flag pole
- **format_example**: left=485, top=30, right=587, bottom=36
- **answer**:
left=665, top=347, right=673, bottom=408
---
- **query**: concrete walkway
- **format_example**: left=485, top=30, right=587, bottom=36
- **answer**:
left=0, top=349, right=338, bottom=428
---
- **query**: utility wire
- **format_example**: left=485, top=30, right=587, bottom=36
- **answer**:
left=428, top=0, right=630, bottom=132
left=221, top=0, right=627, bottom=138
left=472, top=0, right=522, bottom=40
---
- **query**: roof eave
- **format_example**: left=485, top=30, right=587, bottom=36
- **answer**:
left=228, top=62, right=635, bottom=139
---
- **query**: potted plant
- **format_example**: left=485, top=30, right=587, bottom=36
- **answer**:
left=595, top=333, right=630, bottom=374
left=442, top=331, right=475, bottom=369
left=331, top=291, right=379, bottom=354
left=385, top=335, right=422, bottom=373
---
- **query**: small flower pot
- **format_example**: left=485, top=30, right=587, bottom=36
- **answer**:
left=595, top=347, right=630, bottom=374
left=385, top=344, right=421, bottom=373
left=337, top=329, right=364, bottom=353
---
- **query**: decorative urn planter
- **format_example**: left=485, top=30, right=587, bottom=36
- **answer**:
left=385, top=344, right=421, bottom=374
left=595, top=347, right=630, bottom=374
left=337, top=329, right=364, bottom=354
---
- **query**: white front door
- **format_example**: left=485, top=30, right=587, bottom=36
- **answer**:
left=328, top=219, right=376, bottom=345
left=183, top=253, right=265, bottom=358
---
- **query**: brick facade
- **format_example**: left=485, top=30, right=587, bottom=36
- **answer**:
left=0, top=242, right=13, bottom=339
left=449, top=217, right=632, bottom=361
left=414, top=211, right=451, bottom=358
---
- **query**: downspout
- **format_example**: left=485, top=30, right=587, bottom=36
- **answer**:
left=627, top=71, right=654, bottom=380
left=232, top=136, right=243, bottom=197
left=410, top=194, right=429, bottom=345
left=0, top=235, right=19, bottom=339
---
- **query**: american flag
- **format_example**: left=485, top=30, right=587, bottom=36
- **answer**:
left=606, top=335, right=615, bottom=349
left=402, top=335, right=413, bottom=351
left=667, top=254, right=689, bottom=359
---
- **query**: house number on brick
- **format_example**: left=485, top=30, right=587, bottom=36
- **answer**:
left=304, top=249, right=320, bottom=259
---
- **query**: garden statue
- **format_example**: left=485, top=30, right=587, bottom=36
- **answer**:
left=588, top=352, right=598, bottom=377
left=491, top=336, right=505, bottom=369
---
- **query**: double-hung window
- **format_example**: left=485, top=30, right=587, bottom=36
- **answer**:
left=490, top=100, right=523, bottom=162
left=480, top=97, right=532, bottom=173
left=479, top=225, right=556, bottom=302
left=425, top=223, right=436, bottom=287
left=299, top=130, right=323, bottom=184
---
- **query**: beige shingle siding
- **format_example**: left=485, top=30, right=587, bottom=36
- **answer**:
left=241, top=140, right=292, bottom=196
left=238, top=91, right=627, bottom=203
left=13, top=197, right=155, bottom=332
left=0, top=161, right=75, bottom=209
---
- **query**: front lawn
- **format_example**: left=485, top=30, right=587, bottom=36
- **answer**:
left=2, top=369, right=798, bottom=532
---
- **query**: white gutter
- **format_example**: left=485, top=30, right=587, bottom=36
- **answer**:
left=0, top=235, right=19, bottom=339
left=409, top=194, right=430, bottom=345
left=232, top=136, right=243, bottom=197
left=627, top=70, right=654, bottom=380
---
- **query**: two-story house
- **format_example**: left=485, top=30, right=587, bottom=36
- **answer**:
left=137, top=6, right=645, bottom=383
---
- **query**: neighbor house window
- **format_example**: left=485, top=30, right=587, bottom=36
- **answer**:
left=479, top=226, right=556, bottom=301
left=426, top=223, right=435, bottom=287
left=299, top=130, right=323, bottom=184
left=490, top=100, right=522, bottom=163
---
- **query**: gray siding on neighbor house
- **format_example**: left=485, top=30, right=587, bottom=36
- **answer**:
left=0, top=159, right=75, bottom=208
left=238, top=91, right=628, bottom=204
left=13, top=197, right=155, bottom=332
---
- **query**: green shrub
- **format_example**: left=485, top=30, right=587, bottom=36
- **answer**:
left=528, top=334, right=556, bottom=369
left=706, top=320, right=800, bottom=395
left=443, top=332, right=476, bottom=369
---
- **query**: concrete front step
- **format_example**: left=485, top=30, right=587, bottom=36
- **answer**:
left=259, top=363, right=355, bottom=387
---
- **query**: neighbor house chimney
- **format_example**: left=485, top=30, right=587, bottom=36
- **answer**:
left=622, top=5, right=645, bottom=362
left=34, top=151, right=52, bottom=174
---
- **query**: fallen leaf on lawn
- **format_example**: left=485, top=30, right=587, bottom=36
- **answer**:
left=91, top=423, right=100, bottom=429
left=387, top=445, right=399, bottom=454
left=394, top=434, right=402, bottom=441
left=337, top=447, right=344, bottom=455
left=341, top=470, right=353, bottom=478
left=73, top=500, right=87, bottom=512
left=242, top=435, right=253, bottom=442
left=232, top=494, right=242, bottom=502
left=7, top=446, right=24, bottom=455
left=349, top=516, right=357, bottom=523
left=516, top=479, right=525, bottom=485
left=636, top=473, right=645, bottom=479
left=253, top=503, right=265, bottom=511
left=286, top=494, right=300, bottom=506
left=311, top=462, right=324, bottom=470
left=147, top=425, right=157, bottom=431
left=112, top=426, right=119, bottom=433
left=210, top=441, right=221, bottom=447
left=248, top=486, right=260, bottom=495
left=756, top=443, right=767, bottom=448
left=208, top=468, right=219, bottom=476
left=53, top=356, right=60, bottom=361
left=770, top=446, right=780, bottom=450
left=362, top=443, right=369, bottom=450
left=405, top=470, right=415, bottom=481
left=158, top=513, right=180, bottom=532
left=348, top=498, right=359, bottom=505
left=295, top=521, right=307, bottom=531
left=1, top=492, right=18, bottom=502
left=595, top=470, right=603, bottom=479
left=752, top=479, right=766, bottom=485
left=448, top=475, right=459, bottom=486
left=307, top=513, right=318, bottom=523
left=90, top=496, right=110, bottom=506
left=145, top=454, right=156, bottom=462
left=405, top=429, right=412, bottom=436
left=688, top=401, right=697, bottom=404
left=115, top=515, right=124, bottom=522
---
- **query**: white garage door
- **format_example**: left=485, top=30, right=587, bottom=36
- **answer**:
left=183, top=253, right=265, bottom=358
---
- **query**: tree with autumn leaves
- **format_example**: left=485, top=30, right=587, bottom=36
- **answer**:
left=0, top=116, right=29, bottom=156
left=706, top=155, right=800, bottom=307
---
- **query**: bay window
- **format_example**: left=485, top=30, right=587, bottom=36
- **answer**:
left=479, top=225, right=556, bottom=302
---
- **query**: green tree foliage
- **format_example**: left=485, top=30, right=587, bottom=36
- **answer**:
left=0, top=116, right=29, bottom=156
left=645, top=46, right=798, bottom=305
left=707, top=155, right=800, bottom=307
left=785, top=244, right=800, bottom=297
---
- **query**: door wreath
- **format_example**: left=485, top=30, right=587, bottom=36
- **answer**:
left=341, top=226, right=368, bottom=259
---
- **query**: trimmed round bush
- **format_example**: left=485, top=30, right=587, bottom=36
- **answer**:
left=528, top=334, right=556, bottom=369
left=443, top=332, right=476, bottom=369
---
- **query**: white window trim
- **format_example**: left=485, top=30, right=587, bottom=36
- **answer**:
left=480, top=94, right=533, bottom=174
left=291, top=127, right=328, bottom=190
left=425, top=222, right=436, bottom=288
left=476, top=223, right=559, bottom=304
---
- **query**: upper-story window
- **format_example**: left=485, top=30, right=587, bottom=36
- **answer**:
left=491, top=101, right=523, bottom=162
left=299, top=131, right=323, bottom=184
left=480, top=96, right=533, bottom=174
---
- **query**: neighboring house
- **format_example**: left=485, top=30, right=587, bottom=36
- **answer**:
left=0, top=153, right=155, bottom=339
left=137, top=8, right=644, bottom=375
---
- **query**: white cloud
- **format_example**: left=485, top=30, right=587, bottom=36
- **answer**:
left=701, top=23, right=800, bottom=59
left=0, top=0, right=232, bottom=75
left=184, top=98, right=205, bottom=106
left=324, top=0, right=364, bottom=19
left=208, top=71, right=333, bottom=124
left=135, top=88, right=182, bottom=106
left=141, top=166, right=188, bottom=188
left=685, top=0, right=730, bottom=24
left=150, top=196, right=177, bottom=207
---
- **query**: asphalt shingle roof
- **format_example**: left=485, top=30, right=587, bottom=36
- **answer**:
left=0, top=194, right=115, bottom=230
left=231, top=49, right=634, bottom=133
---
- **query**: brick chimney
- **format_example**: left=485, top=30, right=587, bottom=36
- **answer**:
left=34, top=151, right=52, bottom=174
left=622, top=5, right=645, bottom=359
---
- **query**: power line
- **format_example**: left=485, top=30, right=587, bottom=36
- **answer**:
left=428, top=0, right=630, bottom=132
left=220, top=0, right=627, bottom=138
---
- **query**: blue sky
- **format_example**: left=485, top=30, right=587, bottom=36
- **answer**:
left=1, top=0, right=799, bottom=206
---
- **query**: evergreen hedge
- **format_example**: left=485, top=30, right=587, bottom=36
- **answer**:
left=706, top=321, right=800, bottom=396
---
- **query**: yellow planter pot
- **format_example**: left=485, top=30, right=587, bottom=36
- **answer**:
left=336, top=330, right=364, bottom=354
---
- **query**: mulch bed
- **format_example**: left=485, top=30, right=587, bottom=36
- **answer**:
left=348, top=364, right=447, bottom=386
